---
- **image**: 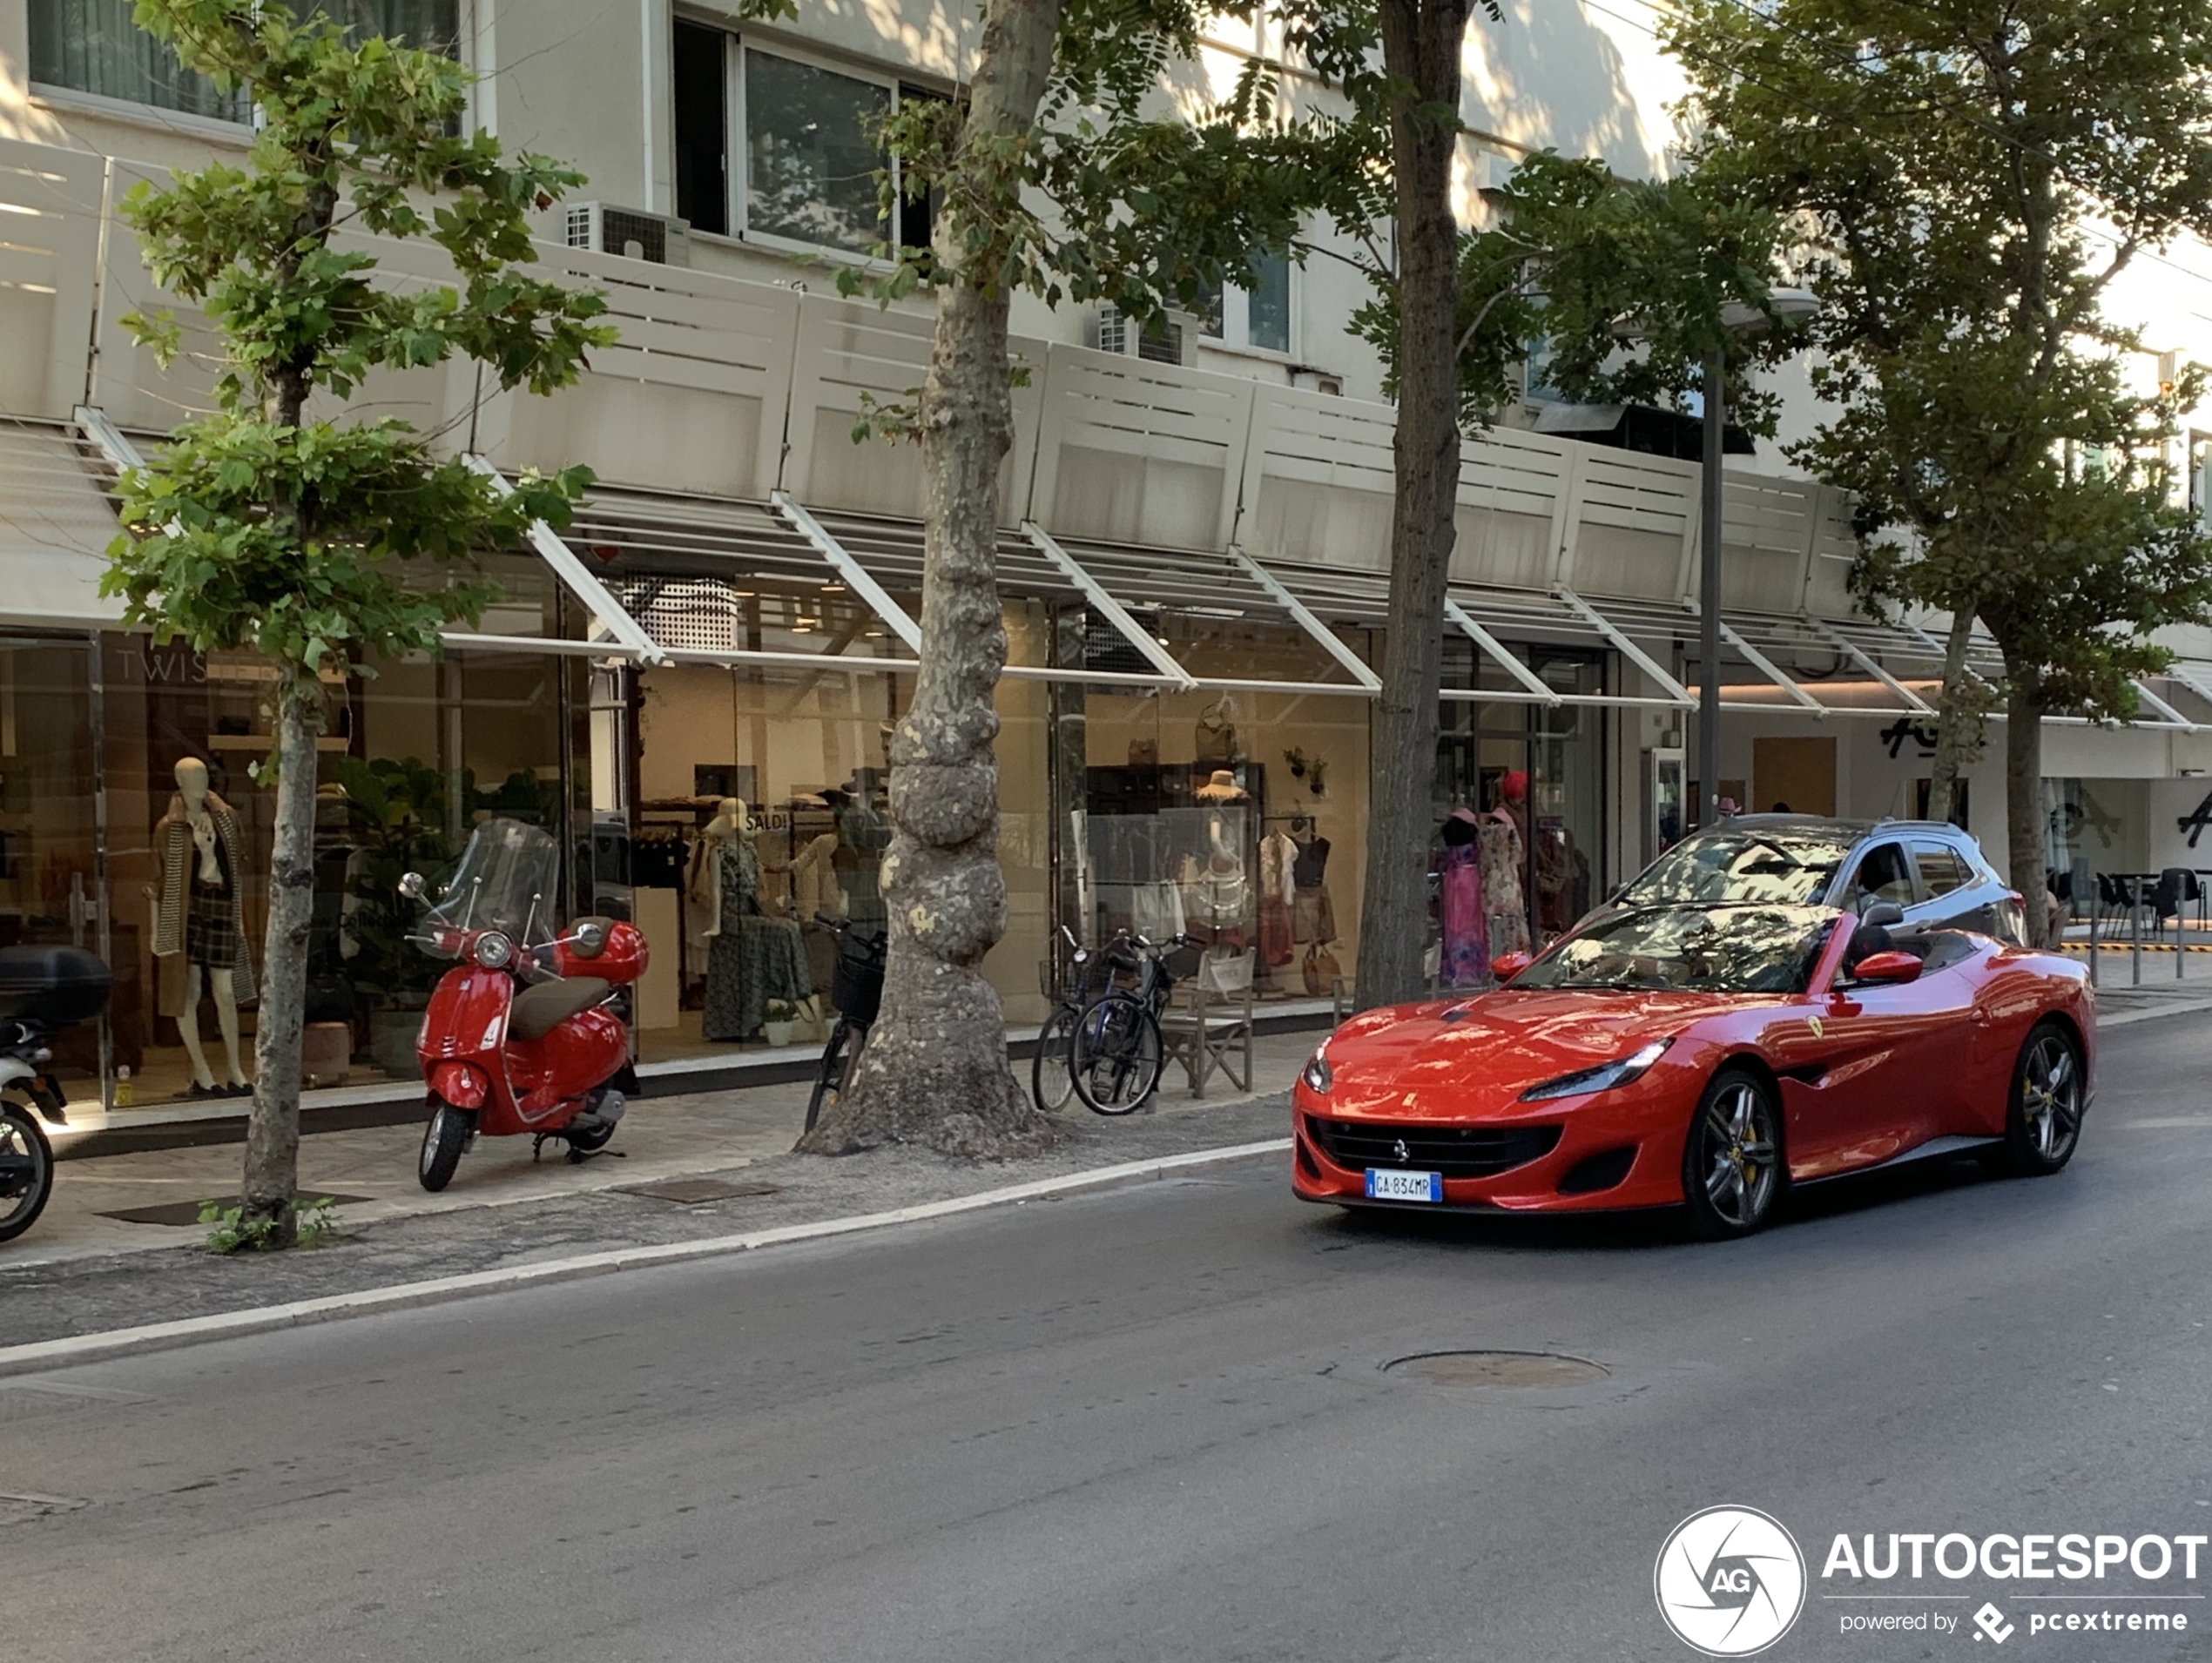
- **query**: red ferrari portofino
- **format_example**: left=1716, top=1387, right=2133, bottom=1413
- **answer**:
left=1291, top=903, right=2093, bottom=1236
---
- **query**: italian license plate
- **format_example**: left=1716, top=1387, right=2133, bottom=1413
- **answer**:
left=1366, top=1168, right=1443, bottom=1203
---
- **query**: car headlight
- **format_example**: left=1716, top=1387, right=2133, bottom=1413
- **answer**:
left=1520, top=1039, right=1671, bottom=1102
left=1299, top=1047, right=1332, bottom=1094
left=474, top=931, right=515, bottom=970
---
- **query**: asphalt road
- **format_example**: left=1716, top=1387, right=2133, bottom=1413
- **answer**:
left=5, top=1015, right=2211, bottom=1663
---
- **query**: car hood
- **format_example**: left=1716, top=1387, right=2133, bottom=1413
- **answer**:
left=1318, top=988, right=1751, bottom=1120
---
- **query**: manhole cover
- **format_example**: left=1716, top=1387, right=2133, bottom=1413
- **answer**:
left=1383, top=1350, right=1610, bottom=1389
left=615, top=1178, right=779, bottom=1205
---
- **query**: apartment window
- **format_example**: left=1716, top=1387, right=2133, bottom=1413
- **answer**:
left=675, top=26, right=941, bottom=258
left=1195, top=246, right=1293, bottom=355
left=30, top=1, right=458, bottom=122
left=744, top=48, right=888, bottom=252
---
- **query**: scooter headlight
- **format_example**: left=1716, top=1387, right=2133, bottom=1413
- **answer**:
left=474, top=931, right=515, bottom=970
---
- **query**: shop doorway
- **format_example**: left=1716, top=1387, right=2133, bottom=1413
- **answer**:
left=1753, top=736, right=1837, bottom=817
left=0, top=636, right=111, bottom=1097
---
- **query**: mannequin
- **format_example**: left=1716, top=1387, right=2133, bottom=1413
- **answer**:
left=1437, top=806, right=1488, bottom=985
left=151, top=757, right=255, bottom=1097
left=1483, top=773, right=1532, bottom=954
left=699, top=800, right=810, bottom=1041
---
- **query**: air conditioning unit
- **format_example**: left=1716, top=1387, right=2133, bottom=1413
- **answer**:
left=1090, top=304, right=1198, bottom=367
left=558, top=203, right=690, bottom=266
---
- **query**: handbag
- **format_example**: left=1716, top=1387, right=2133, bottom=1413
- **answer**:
left=1303, top=941, right=1341, bottom=996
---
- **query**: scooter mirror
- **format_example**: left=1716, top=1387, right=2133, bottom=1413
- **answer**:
left=397, top=872, right=427, bottom=900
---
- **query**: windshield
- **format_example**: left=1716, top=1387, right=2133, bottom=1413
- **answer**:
left=1514, top=905, right=1838, bottom=994
left=1618, top=829, right=1855, bottom=906
left=422, top=818, right=560, bottom=949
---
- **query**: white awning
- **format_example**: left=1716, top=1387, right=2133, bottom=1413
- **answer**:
left=0, top=419, right=126, bottom=630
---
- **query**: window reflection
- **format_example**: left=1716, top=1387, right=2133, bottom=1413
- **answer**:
left=1516, top=904, right=1837, bottom=994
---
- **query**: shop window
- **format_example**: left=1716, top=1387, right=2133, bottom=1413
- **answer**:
left=29, top=0, right=457, bottom=122
left=1071, top=616, right=1370, bottom=1004
left=1434, top=638, right=1608, bottom=960
left=96, top=608, right=575, bottom=1112
left=1195, top=247, right=1293, bottom=355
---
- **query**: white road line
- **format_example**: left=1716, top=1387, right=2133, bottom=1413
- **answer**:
left=0, top=1139, right=1293, bottom=1379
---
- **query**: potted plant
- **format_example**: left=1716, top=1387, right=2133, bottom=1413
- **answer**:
left=763, top=1000, right=799, bottom=1047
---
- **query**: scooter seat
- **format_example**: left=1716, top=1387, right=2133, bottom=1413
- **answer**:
left=509, top=977, right=613, bottom=1041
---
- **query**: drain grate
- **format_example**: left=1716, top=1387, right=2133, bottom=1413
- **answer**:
left=98, top=1192, right=369, bottom=1228
left=1382, top=1350, right=1610, bottom=1389
left=615, top=1178, right=780, bottom=1205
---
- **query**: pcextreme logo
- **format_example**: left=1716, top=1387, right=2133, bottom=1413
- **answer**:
left=1656, top=1505, right=1810, bottom=1657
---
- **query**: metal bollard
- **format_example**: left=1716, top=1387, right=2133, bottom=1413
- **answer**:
left=2132, top=879, right=2143, bottom=986
left=2087, top=888, right=2098, bottom=986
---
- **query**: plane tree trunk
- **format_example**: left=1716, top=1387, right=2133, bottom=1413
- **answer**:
left=1353, top=0, right=1474, bottom=1011
left=797, top=0, right=1062, bottom=1157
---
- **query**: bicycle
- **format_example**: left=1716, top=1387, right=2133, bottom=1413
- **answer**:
left=805, top=915, right=887, bottom=1133
left=1068, top=931, right=1190, bottom=1115
left=1030, top=925, right=1100, bottom=1114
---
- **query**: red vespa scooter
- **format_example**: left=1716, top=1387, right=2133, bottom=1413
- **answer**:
left=401, top=818, right=648, bottom=1191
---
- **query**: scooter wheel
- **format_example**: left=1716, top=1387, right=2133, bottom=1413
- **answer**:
left=566, top=1121, right=616, bottom=1155
left=0, top=1102, right=54, bottom=1243
left=418, top=1101, right=474, bottom=1193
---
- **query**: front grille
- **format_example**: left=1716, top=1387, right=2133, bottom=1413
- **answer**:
left=1305, top=1115, right=1562, bottom=1180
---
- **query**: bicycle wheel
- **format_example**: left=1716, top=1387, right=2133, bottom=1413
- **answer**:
left=806, top=1020, right=853, bottom=1132
left=1070, top=995, right=1163, bottom=1115
left=1030, top=1006, right=1081, bottom=1114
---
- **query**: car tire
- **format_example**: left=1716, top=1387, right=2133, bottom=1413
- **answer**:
left=1997, top=1020, right=2084, bottom=1177
left=1681, top=1066, right=1786, bottom=1241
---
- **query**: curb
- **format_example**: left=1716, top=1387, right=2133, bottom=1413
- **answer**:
left=0, top=1138, right=1292, bottom=1380
left=2096, top=998, right=2212, bottom=1028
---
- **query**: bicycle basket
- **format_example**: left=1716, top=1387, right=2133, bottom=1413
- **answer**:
left=833, top=932, right=887, bottom=1027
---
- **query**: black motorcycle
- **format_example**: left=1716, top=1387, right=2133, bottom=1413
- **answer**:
left=0, top=946, right=111, bottom=1244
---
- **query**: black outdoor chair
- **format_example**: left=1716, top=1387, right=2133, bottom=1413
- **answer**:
left=2095, top=872, right=2138, bottom=931
left=2150, top=867, right=2200, bottom=941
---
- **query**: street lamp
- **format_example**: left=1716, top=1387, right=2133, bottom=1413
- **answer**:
left=1694, top=291, right=1817, bottom=831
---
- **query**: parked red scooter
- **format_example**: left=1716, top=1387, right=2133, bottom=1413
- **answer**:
left=401, top=818, right=647, bottom=1191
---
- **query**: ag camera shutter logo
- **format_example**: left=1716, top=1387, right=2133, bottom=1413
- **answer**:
left=1655, top=1505, right=1808, bottom=1656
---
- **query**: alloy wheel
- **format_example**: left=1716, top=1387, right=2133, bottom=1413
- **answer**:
left=2020, top=1031, right=2081, bottom=1164
left=1701, top=1080, right=1779, bottom=1229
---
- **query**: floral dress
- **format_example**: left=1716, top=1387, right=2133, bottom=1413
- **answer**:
left=1438, top=840, right=1488, bottom=986
left=1480, top=817, right=1530, bottom=956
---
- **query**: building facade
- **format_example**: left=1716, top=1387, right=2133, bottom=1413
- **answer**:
left=4, top=0, right=2212, bottom=1128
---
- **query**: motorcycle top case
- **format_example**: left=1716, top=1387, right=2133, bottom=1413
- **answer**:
left=0, top=946, right=111, bottom=1029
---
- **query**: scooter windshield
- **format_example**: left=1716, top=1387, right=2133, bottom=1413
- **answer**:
left=422, top=818, right=562, bottom=952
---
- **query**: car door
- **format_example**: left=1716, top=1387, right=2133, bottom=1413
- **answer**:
left=1764, top=923, right=1966, bottom=1177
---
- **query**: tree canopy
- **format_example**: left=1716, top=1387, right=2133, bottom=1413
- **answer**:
left=105, top=0, right=612, bottom=1240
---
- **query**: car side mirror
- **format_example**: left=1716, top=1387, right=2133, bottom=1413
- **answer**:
left=1858, top=899, right=1905, bottom=926
left=397, top=872, right=426, bottom=900
left=1849, top=949, right=1922, bottom=986
left=1490, top=951, right=1534, bottom=982
left=1606, top=884, right=1626, bottom=904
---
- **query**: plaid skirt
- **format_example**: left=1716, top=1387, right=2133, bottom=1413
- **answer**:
left=185, top=879, right=239, bottom=971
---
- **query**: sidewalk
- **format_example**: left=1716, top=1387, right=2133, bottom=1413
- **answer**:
left=0, top=1032, right=1318, bottom=1353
